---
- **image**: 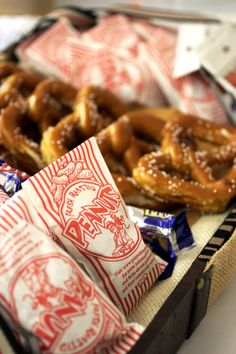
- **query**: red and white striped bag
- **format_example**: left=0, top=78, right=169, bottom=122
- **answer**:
left=21, top=137, right=166, bottom=316
left=0, top=217, right=144, bottom=353
left=0, top=188, right=9, bottom=207
left=17, top=14, right=228, bottom=123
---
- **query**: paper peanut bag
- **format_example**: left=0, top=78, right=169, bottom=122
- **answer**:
left=22, top=137, right=166, bottom=315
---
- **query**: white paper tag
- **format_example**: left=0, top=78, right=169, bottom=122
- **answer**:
left=173, top=23, right=219, bottom=78
left=197, top=24, right=236, bottom=97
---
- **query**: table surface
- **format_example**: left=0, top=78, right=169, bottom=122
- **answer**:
left=177, top=273, right=236, bottom=354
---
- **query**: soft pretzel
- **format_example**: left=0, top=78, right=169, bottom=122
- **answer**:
left=95, top=118, right=178, bottom=210
left=133, top=150, right=236, bottom=213
left=0, top=72, right=41, bottom=109
left=74, top=86, right=128, bottom=136
left=3, top=61, right=236, bottom=214
left=40, top=113, right=85, bottom=165
left=40, top=113, right=175, bottom=210
left=125, top=107, right=179, bottom=123
left=112, top=173, right=176, bottom=210
left=40, top=87, right=131, bottom=165
left=28, top=79, right=77, bottom=133
left=121, top=111, right=166, bottom=144
left=95, top=111, right=164, bottom=160
left=95, top=117, right=134, bottom=156
left=161, top=113, right=236, bottom=173
left=0, top=103, right=44, bottom=174
left=40, top=115, right=132, bottom=166
left=133, top=113, right=236, bottom=213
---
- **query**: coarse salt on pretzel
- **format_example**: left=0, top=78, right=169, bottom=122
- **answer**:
left=40, top=86, right=129, bottom=165
left=40, top=115, right=131, bottom=166
left=161, top=113, right=236, bottom=174
left=133, top=151, right=236, bottom=213
left=28, top=79, right=77, bottom=133
left=0, top=103, right=44, bottom=174
left=40, top=113, right=87, bottom=165
left=133, top=111, right=236, bottom=213
left=95, top=118, right=178, bottom=210
left=95, top=117, right=151, bottom=173
left=0, top=71, right=41, bottom=109
left=128, top=112, right=236, bottom=212
left=95, top=116, right=134, bottom=156
left=74, top=85, right=128, bottom=136
left=112, top=173, right=176, bottom=210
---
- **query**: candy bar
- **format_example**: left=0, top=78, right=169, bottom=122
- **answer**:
left=22, top=137, right=166, bottom=315
left=0, top=160, right=29, bottom=197
left=127, top=207, right=195, bottom=279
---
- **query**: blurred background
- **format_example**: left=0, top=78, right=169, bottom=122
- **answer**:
left=1, top=0, right=236, bottom=15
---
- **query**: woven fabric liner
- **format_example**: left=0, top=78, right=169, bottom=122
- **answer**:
left=0, top=327, right=14, bottom=354
left=205, top=227, right=236, bottom=306
left=128, top=212, right=227, bottom=326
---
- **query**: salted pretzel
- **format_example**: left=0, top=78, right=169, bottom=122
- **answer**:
left=161, top=114, right=236, bottom=187
left=95, top=118, right=178, bottom=209
left=40, top=106, right=169, bottom=167
left=133, top=150, right=236, bottom=213
left=40, top=113, right=87, bottom=165
left=40, top=86, right=130, bottom=165
left=74, top=86, right=128, bottom=136
left=40, top=114, right=132, bottom=166
left=95, top=110, right=166, bottom=158
left=112, top=173, right=175, bottom=210
left=161, top=113, right=236, bottom=174
left=133, top=114, right=236, bottom=213
left=0, top=103, right=44, bottom=174
left=28, top=79, right=77, bottom=133
left=0, top=72, right=41, bottom=109
left=95, top=116, right=157, bottom=171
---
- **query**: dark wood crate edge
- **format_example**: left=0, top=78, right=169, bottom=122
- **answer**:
left=129, top=259, right=209, bottom=354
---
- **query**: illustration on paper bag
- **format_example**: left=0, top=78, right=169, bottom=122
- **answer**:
left=10, top=255, right=106, bottom=354
left=49, top=156, right=140, bottom=261
left=50, top=159, right=93, bottom=203
left=106, top=213, right=134, bottom=257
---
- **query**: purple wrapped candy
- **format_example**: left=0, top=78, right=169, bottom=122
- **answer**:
left=127, top=206, right=195, bottom=279
left=0, top=160, right=29, bottom=196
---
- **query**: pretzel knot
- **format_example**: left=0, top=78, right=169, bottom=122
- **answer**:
left=96, top=117, right=177, bottom=210
left=0, top=103, right=44, bottom=174
left=133, top=115, right=236, bottom=213
left=28, top=79, right=77, bottom=133
left=0, top=72, right=41, bottom=109
left=74, top=85, right=128, bottom=136
left=39, top=85, right=129, bottom=165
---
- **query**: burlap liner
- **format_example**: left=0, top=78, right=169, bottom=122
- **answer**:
left=0, top=328, right=14, bottom=354
left=205, top=228, right=236, bottom=306
left=128, top=211, right=227, bottom=327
